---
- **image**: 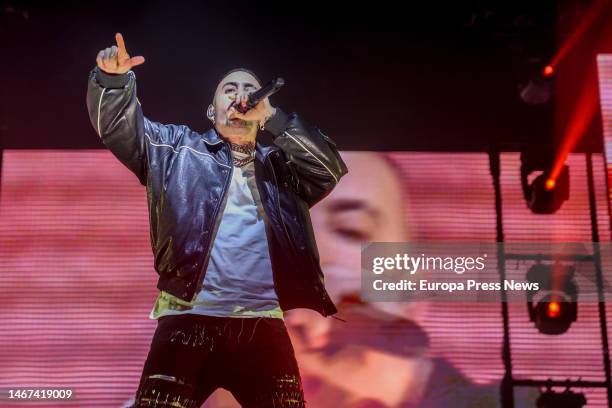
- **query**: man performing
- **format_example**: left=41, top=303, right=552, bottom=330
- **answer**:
left=86, top=33, right=347, bottom=408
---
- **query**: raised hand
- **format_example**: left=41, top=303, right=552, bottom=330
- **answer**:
left=96, top=33, right=145, bottom=74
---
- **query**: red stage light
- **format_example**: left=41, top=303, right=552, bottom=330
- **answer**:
left=543, top=65, right=554, bottom=78
left=547, top=301, right=561, bottom=318
left=549, top=0, right=608, bottom=69
left=545, top=178, right=556, bottom=190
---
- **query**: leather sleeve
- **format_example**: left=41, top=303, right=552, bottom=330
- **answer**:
left=86, top=67, right=181, bottom=186
left=265, top=108, right=348, bottom=207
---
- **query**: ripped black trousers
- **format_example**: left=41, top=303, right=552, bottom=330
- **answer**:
left=131, top=314, right=306, bottom=408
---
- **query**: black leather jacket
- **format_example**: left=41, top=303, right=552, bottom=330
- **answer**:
left=86, top=67, right=347, bottom=317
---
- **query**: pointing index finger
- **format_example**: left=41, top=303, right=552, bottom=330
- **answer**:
left=115, top=32, right=128, bottom=58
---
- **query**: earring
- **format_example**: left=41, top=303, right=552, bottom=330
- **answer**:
left=207, top=105, right=215, bottom=123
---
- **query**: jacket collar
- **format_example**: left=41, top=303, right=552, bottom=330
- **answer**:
left=200, top=127, right=224, bottom=146
left=256, top=142, right=277, bottom=163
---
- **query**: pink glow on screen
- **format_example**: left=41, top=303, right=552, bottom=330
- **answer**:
left=0, top=150, right=611, bottom=406
left=597, top=55, right=612, bottom=212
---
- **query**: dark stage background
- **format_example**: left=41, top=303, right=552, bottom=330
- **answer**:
left=1, top=0, right=610, bottom=152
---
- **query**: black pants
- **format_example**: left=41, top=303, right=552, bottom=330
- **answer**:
left=132, top=314, right=306, bottom=408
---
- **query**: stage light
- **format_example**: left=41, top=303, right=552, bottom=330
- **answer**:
left=530, top=294, right=577, bottom=335
left=520, top=151, right=570, bottom=214
left=542, top=65, right=554, bottom=78
left=546, top=301, right=561, bottom=318
left=536, top=387, right=587, bottom=408
left=519, top=64, right=554, bottom=105
left=526, top=263, right=578, bottom=335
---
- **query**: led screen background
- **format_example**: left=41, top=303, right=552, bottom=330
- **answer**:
left=1, top=150, right=611, bottom=407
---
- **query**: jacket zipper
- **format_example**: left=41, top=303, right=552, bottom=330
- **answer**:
left=191, top=140, right=234, bottom=301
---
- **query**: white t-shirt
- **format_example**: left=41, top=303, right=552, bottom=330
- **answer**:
left=149, top=152, right=283, bottom=320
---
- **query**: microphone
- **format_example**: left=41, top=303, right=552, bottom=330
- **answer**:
left=234, top=78, right=285, bottom=114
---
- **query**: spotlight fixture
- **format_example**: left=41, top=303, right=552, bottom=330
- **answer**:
left=519, top=63, right=555, bottom=105
left=521, top=151, right=570, bottom=214
left=526, top=263, right=578, bottom=335
left=536, top=386, right=586, bottom=408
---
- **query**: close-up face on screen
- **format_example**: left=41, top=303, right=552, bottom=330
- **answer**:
left=3, top=1, right=612, bottom=408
